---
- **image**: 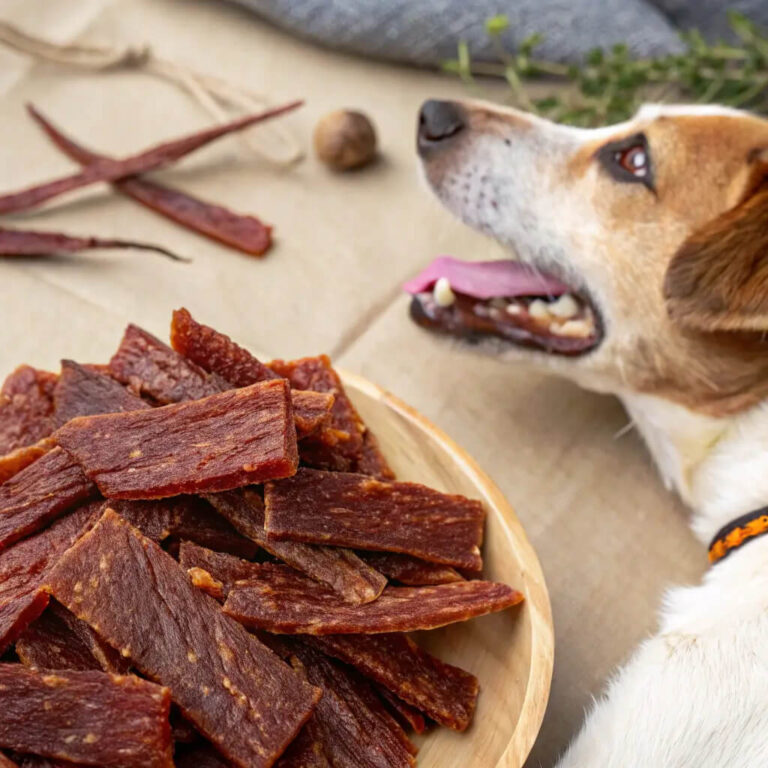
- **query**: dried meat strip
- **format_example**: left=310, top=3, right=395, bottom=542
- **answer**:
left=358, top=552, right=463, bottom=586
left=0, top=447, right=96, bottom=551
left=275, top=718, right=331, bottom=768
left=16, top=601, right=128, bottom=675
left=269, top=356, right=365, bottom=472
left=308, top=633, right=478, bottom=731
left=0, top=502, right=98, bottom=654
left=206, top=489, right=386, bottom=605
left=47, top=509, right=321, bottom=768
left=224, top=564, right=522, bottom=635
left=355, top=431, right=395, bottom=481
left=108, top=497, right=259, bottom=559
left=288, top=642, right=415, bottom=768
left=290, top=391, right=335, bottom=440
left=109, top=324, right=222, bottom=405
left=171, top=308, right=278, bottom=387
left=265, top=468, right=485, bottom=571
left=0, top=101, right=302, bottom=216
left=0, top=366, right=57, bottom=455
left=174, top=745, right=229, bottom=768
left=28, top=107, right=273, bottom=257
left=375, top=686, right=427, bottom=735
left=170, top=310, right=334, bottom=439
left=0, top=438, right=55, bottom=485
left=179, top=542, right=258, bottom=601
left=54, top=380, right=298, bottom=499
left=112, top=323, right=332, bottom=438
left=0, top=664, right=172, bottom=768
left=53, top=361, right=149, bottom=426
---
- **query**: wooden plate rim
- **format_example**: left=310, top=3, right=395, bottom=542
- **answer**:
left=340, top=369, right=555, bottom=767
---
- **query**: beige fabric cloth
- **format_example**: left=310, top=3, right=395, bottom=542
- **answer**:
left=0, top=1, right=705, bottom=765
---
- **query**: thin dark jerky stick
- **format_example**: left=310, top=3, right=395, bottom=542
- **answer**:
left=28, top=106, right=273, bottom=256
left=0, top=227, right=185, bottom=262
left=0, top=100, right=302, bottom=215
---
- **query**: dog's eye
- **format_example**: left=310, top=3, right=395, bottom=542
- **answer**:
left=597, top=133, right=654, bottom=191
left=616, top=145, right=648, bottom=178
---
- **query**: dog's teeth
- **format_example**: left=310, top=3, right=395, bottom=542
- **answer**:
left=549, top=294, right=579, bottom=319
left=506, top=303, right=522, bottom=315
left=528, top=299, right=550, bottom=320
left=489, top=298, right=508, bottom=310
left=433, top=277, right=456, bottom=308
left=554, top=319, right=592, bottom=337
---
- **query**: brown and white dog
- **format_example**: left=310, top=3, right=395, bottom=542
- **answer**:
left=411, top=100, right=768, bottom=766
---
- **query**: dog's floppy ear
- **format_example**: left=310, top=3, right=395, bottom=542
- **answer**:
left=664, top=172, right=768, bottom=333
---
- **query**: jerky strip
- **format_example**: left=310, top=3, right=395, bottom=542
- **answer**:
left=109, top=324, right=222, bottom=405
left=108, top=497, right=259, bottom=559
left=54, top=380, right=298, bottom=499
left=359, top=552, right=463, bottom=586
left=289, top=642, right=415, bottom=768
left=53, top=360, right=149, bottom=426
left=0, top=447, right=96, bottom=550
left=265, top=468, right=485, bottom=570
left=275, top=718, right=331, bottom=768
left=0, top=227, right=183, bottom=262
left=309, top=633, right=478, bottom=731
left=0, top=366, right=57, bottom=455
left=16, top=601, right=129, bottom=674
left=179, top=542, right=258, bottom=600
left=206, top=489, right=386, bottom=605
left=0, top=101, right=302, bottom=215
left=269, top=356, right=364, bottom=471
left=0, top=502, right=98, bottom=654
left=0, top=438, right=55, bottom=484
left=111, top=324, right=332, bottom=437
left=174, top=745, right=229, bottom=768
left=289, top=391, right=334, bottom=439
left=28, top=107, right=272, bottom=257
left=47, top=510, right=321, bottom=768
left=0, top=664, right=172, bottom=768
left=355, top=430, right=395, bottom=481
left=375, top=686, right=427, bottom=735
left=224, top=563, right=521, bottom=635
left=171, top=307, right=278, bottom=386
left=170, top=310, right=334, bottom=438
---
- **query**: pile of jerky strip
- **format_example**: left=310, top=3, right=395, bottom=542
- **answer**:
left=0, top=308, right=523, bottom=768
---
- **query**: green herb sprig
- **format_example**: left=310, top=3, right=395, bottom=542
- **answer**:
left=443, top=11, right=768, bottom=126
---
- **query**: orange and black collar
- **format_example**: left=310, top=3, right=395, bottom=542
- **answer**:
left=709, top=507, right=768, bottom=564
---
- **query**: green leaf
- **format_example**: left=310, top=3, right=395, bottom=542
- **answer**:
left=586, top=48, right=604, bottom=66
left=485, top=14, right=510, bottom=36
left=457, top=40, right=473, bottom=82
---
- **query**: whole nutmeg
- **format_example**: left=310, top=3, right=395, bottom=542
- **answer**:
left=313, top=109, right=377, bottom=171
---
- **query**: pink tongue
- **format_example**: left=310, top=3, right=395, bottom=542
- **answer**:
left=403, top=256, right=569, bottom=300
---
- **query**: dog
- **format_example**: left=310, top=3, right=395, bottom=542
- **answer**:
left=412, top=99, right=768, bottom=767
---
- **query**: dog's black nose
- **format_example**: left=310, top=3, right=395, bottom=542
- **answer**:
left=417, top=100, right=466, bottom=154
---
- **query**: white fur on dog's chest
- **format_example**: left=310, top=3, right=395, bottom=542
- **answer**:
left=559, top=537, right=768, bottom=768
left=558, top=394, right=768, bottom=767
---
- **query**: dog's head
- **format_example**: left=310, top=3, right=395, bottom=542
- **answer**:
left=412, top=100, right=768, bottom=416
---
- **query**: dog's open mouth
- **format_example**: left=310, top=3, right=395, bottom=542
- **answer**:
left=404, top=257, right=602, bottom=356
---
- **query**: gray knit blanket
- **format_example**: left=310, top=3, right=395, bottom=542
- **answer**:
left=230, top=0, right=768, bottom=65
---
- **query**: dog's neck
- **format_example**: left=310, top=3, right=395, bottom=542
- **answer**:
left=619, top=391, right=768, bottom=545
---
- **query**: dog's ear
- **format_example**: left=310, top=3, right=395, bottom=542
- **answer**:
left=664, top=168, right=768, bottom=333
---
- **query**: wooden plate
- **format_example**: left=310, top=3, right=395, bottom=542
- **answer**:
left=341, top=371, right=555, bottom=768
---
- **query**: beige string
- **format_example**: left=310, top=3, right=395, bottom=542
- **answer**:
left=0, top=20, right=303, bottom=165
